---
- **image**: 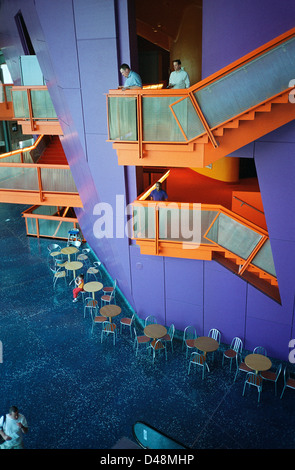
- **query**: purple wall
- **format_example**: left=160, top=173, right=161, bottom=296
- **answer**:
left=1, top=0, right=295, bottom=360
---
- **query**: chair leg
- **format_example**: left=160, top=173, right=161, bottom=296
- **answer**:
left=280, top=386, right=286, bottom=399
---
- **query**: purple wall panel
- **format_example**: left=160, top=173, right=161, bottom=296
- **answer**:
left=245, top=316, right=291, bottom=360
left=202, top=0, right=295, bottom=78
left=77, top=38, right=118, bottom=135
left=73, top=0, right=116, bottom=40
left=204, top=262, right=247, bottom=345
left=129, top=246, right=165, bottom=324
left=166, top=298, right=203, bottom=334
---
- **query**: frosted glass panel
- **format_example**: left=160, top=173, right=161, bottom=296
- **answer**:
left=0, top=167, right=38, bottom=190
left=251, top=239, right=276, bottom=277
left=143, top=96, right=185, bottom=141
left=195, top=37, right=295, bottom=128
left=171, top=97, right=205, bottom=140
left=11, top=90, right=30, bottom=118
left=31, top=90, right=57, bottom=118
left=41, top=168, right=77, bottom=192
left=133, top=205, right=155, bottom=239
left=206, top=213, right=262, bottom=259
left=108, top=97, right=137, bottom=141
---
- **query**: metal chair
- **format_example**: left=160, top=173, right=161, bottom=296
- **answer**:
left=242, top=372, right=263, bottom=403
left=47, top=243, right=61, bottom=253
left=90, top=310, right=107, bottom=334
left=144, top=315, right=157, bottom=327
left=93, top=261, right=102, bottom=278
left=120, top=313, right=135, bottom=337
left=86, top=266, right=100, bottom=282
left=182, top=326, right=197, bottom=358
left=208, top=328, right=221, bottom=360
left=222, top=337, right=243, bottom=372
left=101, top=321, right=117, bottom=345
left=101, top=289, right=115, bottom=307
left=261, top=363, right=282, bottom=396
left=162, top=324, right=175, bottom=352
left=51, top=267, right=67, bottom=288
left=148, top=339, right=167, bottom=364
left=84, top=297, right=98, bottom=319
left=133, top=328, right=150, bottom=356
left=102, top=279, right=117, bottom=296
left=280, top=366, right=295, bottom=399
left=188, top=352, right=208, bottom=379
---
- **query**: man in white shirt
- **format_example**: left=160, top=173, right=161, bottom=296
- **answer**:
left=168, top=59, right=190, bottom=89
left=0, top=406, right=28, bottom=449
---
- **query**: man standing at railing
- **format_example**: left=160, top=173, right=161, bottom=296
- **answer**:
left=150, top=182, right=168, bottom=201
left=119, top=64, right=142, bottom=91
left=167, top=59, right=190, bottom=89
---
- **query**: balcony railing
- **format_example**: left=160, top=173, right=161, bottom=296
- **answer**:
left=131, top=198, right=278, bottom=300
left=107, top=27, right=295, bottom=167
left=22, top=205, right=82, bottom=240
left=11, top=85, right=63, bottom=134
left=0, top=83, right=14, bottom=119
left=0, top=135, right=81, bottom=206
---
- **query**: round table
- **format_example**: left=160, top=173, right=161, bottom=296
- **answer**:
left=144, top=324, right=167, bottom=341
left=245, top=353, right=272, bottom=375
left=50, top=251, right=61, bottom=258
left=61, top=246, right=79, bottom=261
left=65, top=261, right=83, bottom=283
left=100, top=305, right=121, bottom=323
left=194, top=336, right=219, bottom=359
left=83, top=281, right=103, bottom=299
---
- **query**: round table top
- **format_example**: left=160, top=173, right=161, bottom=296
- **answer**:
left=194, top=336, right=219, bottom=353
left=61, top=246, right=79, bottom=255
left=83, top=281, right=103, bottom=293
left=245, top=353, right=272, bottom=372
left=144, top=324, right=167, bottom=339
left=65, top=261, right=83, bottom=271
left=100, top=305, right=121, bottom=318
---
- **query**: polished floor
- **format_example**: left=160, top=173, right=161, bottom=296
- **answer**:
left=0, top=202, right=294, bottom=450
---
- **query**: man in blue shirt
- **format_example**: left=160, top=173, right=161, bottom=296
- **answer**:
left=119, top=63, right=142, bottom=90
left=150, top=182, right=168, bottom=201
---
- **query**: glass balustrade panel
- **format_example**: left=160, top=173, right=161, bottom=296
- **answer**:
left=108, top=96, right=137, bottom=141
left=31, top=90, right=57, bottom=119
left=38, top=219, right=76, bottom=238
left=26, top=218, right=37, bottom=235
left=40, top=168, right=77, bottom=192
left=195, top=37, right=295, bottom=128
left=206, top=212, right=262, bottom=259
left=132, top=205, right=155, bottom=239
left=170, top=97, right=205, bottom=141
left=0, top=167, right=38, bottom=190
left=11, top=90, right=30, bottom=118
left=251, top=238, right=276, bottom=277
left=142, top=96, right=186, bottom=142
left=158, top=205, right=217, bottom=244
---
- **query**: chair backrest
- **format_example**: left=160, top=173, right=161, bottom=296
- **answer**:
left=247, top=372, right=262, bottom=387
left=48, top=243, right=61, bottom=252
left=133, top=327, right=138, bottom=340
left=103, top=321, right=115, bottom=332
left=145, top=315, right=157, bottom=326
left=168, top=324, right=175, bottom=339
left=191, top=352, right=205, bottom=365
left=183, top=326, right=197, bottom=341
left=231, top=337, right=243, bottom=353
left=82, top=248, right=91, bottom=254
left=93, top=261, right=101, bottom=268
left=208, top=328, right=221, bottom=343
left=275, top=363, right=282, bottom=379
left=113, top=279, right=117, bottom=289
left=253, top=346, right=267, bottom=356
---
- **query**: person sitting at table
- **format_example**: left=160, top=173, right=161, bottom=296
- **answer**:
left=72, top=274, right=84, bottom=303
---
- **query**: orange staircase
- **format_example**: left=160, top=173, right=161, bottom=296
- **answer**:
left=37, top=136, right=68, bottom=165
left=108, top=27, right=295, bottom=168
